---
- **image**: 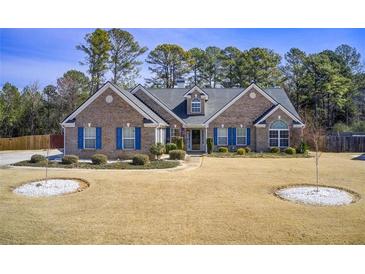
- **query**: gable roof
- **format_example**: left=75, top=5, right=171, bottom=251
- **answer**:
left=183, top=86, right=209, bottom=99
left=253, top=104, right=304, bottom=126
left=61, top=82, right=168, bottom=127
left=140, top=83, right=303, bottom=126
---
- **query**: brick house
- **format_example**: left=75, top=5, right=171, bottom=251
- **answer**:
left=61, top=82, right=304, bottom=158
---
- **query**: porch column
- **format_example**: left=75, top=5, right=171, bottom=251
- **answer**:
left=205, top=127, right=208, bottom=153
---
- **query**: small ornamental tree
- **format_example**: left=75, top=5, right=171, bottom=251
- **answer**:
left=150, top=143, right=165, bottom=160
left=305, top=111, right=325, bottom=192
left=175, top=137, right=184, bottom=150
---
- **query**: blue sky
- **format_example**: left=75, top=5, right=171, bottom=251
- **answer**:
left=1, top=28, right=365, bottom=89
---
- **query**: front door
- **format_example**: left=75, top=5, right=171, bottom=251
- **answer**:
left=191, top=129, right=201, bottom=150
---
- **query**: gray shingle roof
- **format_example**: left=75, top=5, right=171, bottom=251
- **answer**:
left=145, top=86, right=302, bottom=124
left=112, top=84, right=168, bottom=125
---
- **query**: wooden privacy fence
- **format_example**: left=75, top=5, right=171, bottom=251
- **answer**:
left=0, top=134, right=64, bottom=151
left=325, top=133, right=365, bottom=152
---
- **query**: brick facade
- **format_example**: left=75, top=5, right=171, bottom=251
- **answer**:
left=65, top=87, right=156, bottom=159
left=64, top=85, right=303, bottom=158
left=255, top=108, right=302, bottom=152
left=207, top=87, right=274, bottom=151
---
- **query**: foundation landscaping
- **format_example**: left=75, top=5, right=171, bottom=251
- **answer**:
left=208, top=146, right=311, bottom=158
left=13, top=143, right=185, bottom=170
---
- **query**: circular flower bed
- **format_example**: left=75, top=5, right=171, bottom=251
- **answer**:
left=275, top=185, right=357, bottom=206
left=14, top=179, right=88, bottom=197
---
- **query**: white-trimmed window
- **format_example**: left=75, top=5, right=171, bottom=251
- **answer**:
left=84, top=127, right=96, bottom=149
left=217, top=128, right=228, bottom=145
left=236, top=128, right=247, bottom=145
left=269, top=120, right=289, bottom=147
left=191, top=97, right=201, bottom=113
left=123, top=127, right=135, bottom=149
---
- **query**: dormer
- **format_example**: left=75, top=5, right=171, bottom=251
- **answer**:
left=184, top=86, right=208, bottom=115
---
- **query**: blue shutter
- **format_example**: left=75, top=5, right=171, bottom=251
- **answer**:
left=116, top=127, right=123, bottom=150
left=213, top=128, right=218, bottom=145
left=77, top=127, right=84, bottom=149
left=135, top=127, right=141, bottom=150
left=228, top=128, right=232, bottom=145
left=246, top=128, right=251, bottom=145
left=166, top=127, right=171, bottom=143
left=96, top=127, right=102, bottom=149
left=232, top=128, right=237, bottom=145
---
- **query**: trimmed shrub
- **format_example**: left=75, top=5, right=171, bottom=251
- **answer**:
left=207, top=138, right=213, bottom=154
left=30, top=154, right=46, bottom=163
left=132, top=154, right=150, bottom=165
left=91, top=154, right=108, bottom=165
left=169, top=149, right=186, bottom=160
left=150, top=143, right=165, bottom=160
left=175, top=137, right=184, bottom=150
left=297, top=141, right=309, bottom=154
left=165, top=143, right=177, bottom=154
left=285, top=147, right=296, bottom=155
left=62, top=155, right=79, bottom=165
left=245, top=147, right=251, bottom=153
left=237, top=148, right=246, bottom=155
left=270, top=147, right=280, bottom=153
left=218, top=147, right=229, bottom=153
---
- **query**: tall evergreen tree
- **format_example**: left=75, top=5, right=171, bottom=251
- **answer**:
left=221, top=46, right=241, bottom=87
left=18, top=83, right=45, bottom=136
left=201, top=46, right=224, bottom=88
left=239, top=47, right=282, bottom=88
left=146, top=44, right=190, bottom=88
left=187, top=48, right=207, bottom=86
left=108, top=29, right=147, bottom=89
left=0, top=83, right=22, bottom=137
left=77, top=29, right=111, bottom=94
left=282, top=48, right=307, bottom=110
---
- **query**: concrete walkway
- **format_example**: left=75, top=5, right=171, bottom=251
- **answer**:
left=0, top=149, right=63, bottom=166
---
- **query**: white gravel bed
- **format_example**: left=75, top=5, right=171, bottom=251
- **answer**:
left=276, top=186, right=354, bottom=206
left=14, top=179, right=80, bottom=197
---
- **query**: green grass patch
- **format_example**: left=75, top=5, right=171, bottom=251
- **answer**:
left=208, top=152, right=311, bottom=158
left=13, top=160, right=180, bottom=169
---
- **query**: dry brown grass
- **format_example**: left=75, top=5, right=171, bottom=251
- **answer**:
left=0, top=153, right=364, bottom=244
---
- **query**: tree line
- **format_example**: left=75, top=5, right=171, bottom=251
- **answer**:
left=1, top=28, right=365, bottom=138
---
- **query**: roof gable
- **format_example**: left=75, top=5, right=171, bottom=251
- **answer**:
left=61, top=82, right=167, bottom=126
left=183, top=86, right=209, bottom=99
left=130, top=83, right=303, bottom=126
left=203, top=83, right=277, bottom=125
left=254, top=104, right=304, bottom=126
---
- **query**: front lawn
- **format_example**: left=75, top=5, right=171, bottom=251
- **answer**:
left=208, top=152, right=311, bottom=158
left=1, top=153, right=364, bottom=244
left=13, top=159, right=180, bottom=169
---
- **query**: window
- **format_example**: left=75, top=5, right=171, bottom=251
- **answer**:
left=155, top=128, right=165, bottom=144
left=123, top=127, right=135, bottom=149
left=84, top=127, right=96, bottom=149
left=191, top=97, right=201, bottom=113
left=236, top=128, right=247, bottom=145
left=217, top=128, right=228, bottom=145
left=269, top=120, right=289, bottom=148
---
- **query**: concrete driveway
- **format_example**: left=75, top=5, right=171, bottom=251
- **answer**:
left=0, top=149, right=63, bottom=166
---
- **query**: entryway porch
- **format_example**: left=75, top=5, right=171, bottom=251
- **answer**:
left=185, top=127, right=207, bottom=153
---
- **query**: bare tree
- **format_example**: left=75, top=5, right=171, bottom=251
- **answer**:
left=304, top=111, right=325, bottom=191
